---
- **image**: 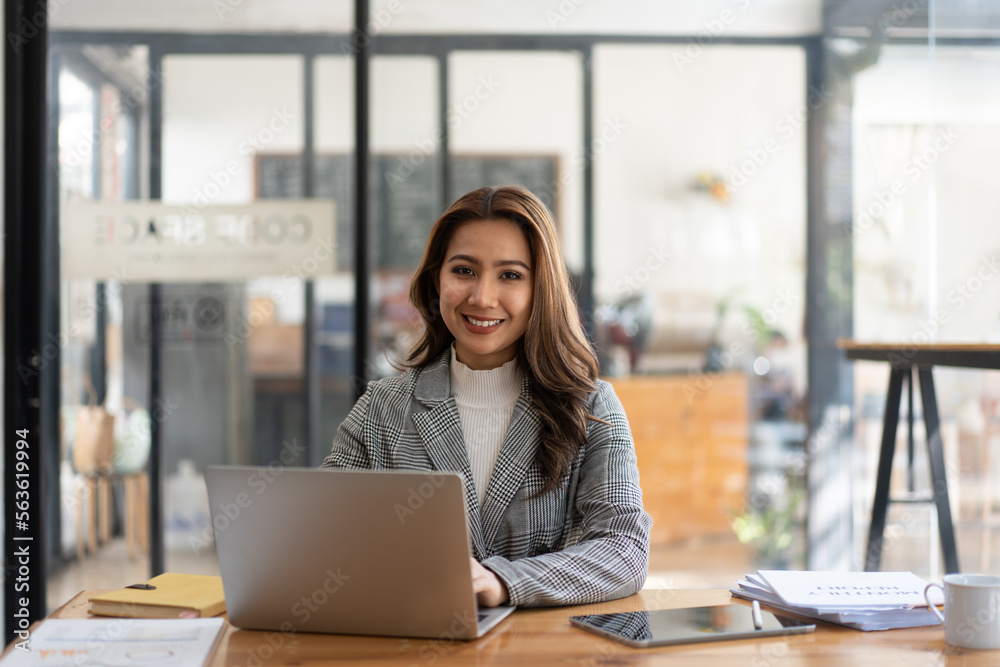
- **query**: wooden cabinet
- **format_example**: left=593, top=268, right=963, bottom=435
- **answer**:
left=610, top=373, right=748, bottom=545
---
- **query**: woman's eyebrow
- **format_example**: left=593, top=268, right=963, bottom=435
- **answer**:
left=446, top=254, right=531, bottom=271
left=496, top=259, right=532, bottom=271
left=446, top=253, right=480, bottom=265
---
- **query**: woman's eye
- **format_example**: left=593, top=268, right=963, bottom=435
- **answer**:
left=501, top=271, right=521, bottom=280
left=453, top=266, right=474, bottom=276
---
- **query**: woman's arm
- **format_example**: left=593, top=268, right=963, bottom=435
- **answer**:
left=479, top=382, right=652, bottom=607
left=320, top=386, right=374, bottom=469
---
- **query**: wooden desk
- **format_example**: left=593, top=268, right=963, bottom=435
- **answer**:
left=839, top=341, right=1000, bottom=574
left=10, top=588, right=993, bottom=666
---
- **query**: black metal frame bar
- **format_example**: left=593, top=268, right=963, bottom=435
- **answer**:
left=4, top=0, right=50, bottom=644
left=42, top=42, right=63, bottom=578
left=804, top=35, right=855, bottom=571
left=147, top=44, right=165, bottom=578
left=353, top=0, right=371, bottom=398
left=303, top=53, right=319, bottom=461
left=578, top=43, right=595, bottom=338
left=437, top=50, right=450, bottom=215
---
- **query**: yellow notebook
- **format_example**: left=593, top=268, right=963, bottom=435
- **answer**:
left=89, top=573, right=226, bottom=619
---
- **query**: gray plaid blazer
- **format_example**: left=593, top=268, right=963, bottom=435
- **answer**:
left=320, top=350, right=652, bottom=607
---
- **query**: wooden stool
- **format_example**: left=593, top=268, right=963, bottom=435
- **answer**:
left=122, top=471, right=150, bottom=558
left=75, top=474, right=112, bottom=558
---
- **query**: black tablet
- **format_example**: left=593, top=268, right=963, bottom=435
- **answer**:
left=570, top=603, right=816, bottom=648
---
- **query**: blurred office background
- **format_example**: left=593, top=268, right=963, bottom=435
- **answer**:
left=3, top=0, right=1000, bottom=611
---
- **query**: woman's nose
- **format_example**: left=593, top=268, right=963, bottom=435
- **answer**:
left=469, top=279, right=498, bottom=307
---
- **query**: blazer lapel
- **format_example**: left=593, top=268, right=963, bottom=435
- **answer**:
left=412, top=352, right=487, bottom=559
left=480, top=377, right=542, bottom=553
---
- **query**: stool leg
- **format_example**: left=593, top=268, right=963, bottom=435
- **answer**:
left=125, top=475, right=136, bottom=558
left=866, top=368, right=905, bottom=571
left=87, top=477, right=98, bottom=554
left=139, top=471, right=150, bottom=554
left=99, top=477, right=111, bottom=543
left=76, top=479, right=86, bottom=559
left=918, top=368, right=960, bottom=574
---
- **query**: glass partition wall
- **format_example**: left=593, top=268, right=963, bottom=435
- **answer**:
left=851, top=40, right=1000, bottom=578
left=13, top=1, right=996, bottom=621
left=39, top=20, right=814, bottom=610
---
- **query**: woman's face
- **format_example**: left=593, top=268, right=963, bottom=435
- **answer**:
left=437, top=218, right=534, bottom=370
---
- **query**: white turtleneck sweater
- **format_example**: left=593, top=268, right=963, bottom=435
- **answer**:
left=449, top=345, right=523, bottom=506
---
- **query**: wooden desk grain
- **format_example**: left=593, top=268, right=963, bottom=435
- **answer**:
left=12, top=588, right=995, bottom=666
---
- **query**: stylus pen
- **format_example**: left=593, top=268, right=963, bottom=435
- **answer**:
left=751, top=600, right=763, bottom=630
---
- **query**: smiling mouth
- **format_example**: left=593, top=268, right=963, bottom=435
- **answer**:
left=464, top=315, right=503, bottom=327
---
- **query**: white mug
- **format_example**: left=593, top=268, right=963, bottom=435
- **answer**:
left=924, top=574, right=1000, bottom=650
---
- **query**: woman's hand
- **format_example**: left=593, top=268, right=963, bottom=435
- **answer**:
left=470, top=557, right=509, bottom=607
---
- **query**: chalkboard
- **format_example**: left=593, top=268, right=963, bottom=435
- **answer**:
left=257, top=153, right=559, bottom=270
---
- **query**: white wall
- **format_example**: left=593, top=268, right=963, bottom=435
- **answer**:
left=162, top=55, right=305, bottom=204
left=373, top=57, right=438, bottom=150
left=314, top=57, right=353, bottom=153
left=50, top=0, right=353, bottom=33
left=50, top=0, right=821, bottom=36
left=380, top=0, right=820, bottom=37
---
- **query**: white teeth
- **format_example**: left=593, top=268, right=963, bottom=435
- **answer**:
left=465, top=316, right=501, bottom=327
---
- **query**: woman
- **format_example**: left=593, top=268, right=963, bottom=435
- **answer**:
left=322, top=185, right=651, bottom=608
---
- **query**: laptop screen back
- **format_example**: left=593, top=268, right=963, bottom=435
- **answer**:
left=205, top=467, right=482, bottom=639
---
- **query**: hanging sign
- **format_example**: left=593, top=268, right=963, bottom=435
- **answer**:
left=62, top=199, right=336, bottom=282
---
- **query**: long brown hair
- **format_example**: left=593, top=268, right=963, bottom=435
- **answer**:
left=408, top=185, right=600, bottom=493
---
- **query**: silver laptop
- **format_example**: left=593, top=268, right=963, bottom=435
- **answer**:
left=205, top=466, right=515, bottom=639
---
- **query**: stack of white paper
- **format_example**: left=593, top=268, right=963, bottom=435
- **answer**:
left=730, top=570, right=944, bottom=631
left=0, top=618, right=226, bottom=666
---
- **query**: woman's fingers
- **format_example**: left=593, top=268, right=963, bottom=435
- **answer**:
left=470, top=557, right=508, bottom=607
